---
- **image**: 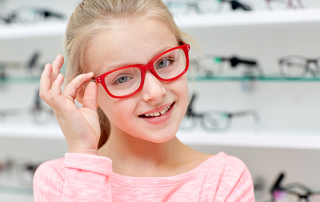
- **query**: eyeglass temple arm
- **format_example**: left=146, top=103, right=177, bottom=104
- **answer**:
left=229, top=56, right=258, bottom=68
left=186, top=93, right=197, bottom=114
left=270, top=172, right=285, bottom=193
left=228, top=0, right=252, bottom=11
left=228, top=110, right=260, bottom=125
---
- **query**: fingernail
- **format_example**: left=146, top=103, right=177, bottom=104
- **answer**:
left=45, top=64, right=49, bottom=70
left=56, top=54, right=60, bottom=60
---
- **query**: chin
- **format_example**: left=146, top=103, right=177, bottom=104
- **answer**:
left=143, top=128, right=178, bottom=144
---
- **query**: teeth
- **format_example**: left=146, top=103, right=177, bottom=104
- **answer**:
left=143, top=103, right=173, bottom=117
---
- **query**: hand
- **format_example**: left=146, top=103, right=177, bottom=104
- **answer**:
left=39, top=54, right=100, bottom=155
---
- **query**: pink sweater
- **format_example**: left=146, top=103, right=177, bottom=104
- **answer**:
left=33, top=152, right=255, bottom=202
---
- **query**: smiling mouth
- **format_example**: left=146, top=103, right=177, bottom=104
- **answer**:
left=138, top=102, right=175, bottom=118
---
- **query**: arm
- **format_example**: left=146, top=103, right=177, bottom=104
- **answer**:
left=33, top=153, right=113, bottom=202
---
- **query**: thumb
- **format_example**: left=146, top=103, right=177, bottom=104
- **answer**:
left=82, top=82, right=98, bottom=111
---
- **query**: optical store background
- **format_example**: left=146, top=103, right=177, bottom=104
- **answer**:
left=1, top=0, right=320, bottom=201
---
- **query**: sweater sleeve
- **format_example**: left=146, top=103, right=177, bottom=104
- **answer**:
left=33, top=153, right=113, bottom=202
left=225, top=166, right=255, bottom=202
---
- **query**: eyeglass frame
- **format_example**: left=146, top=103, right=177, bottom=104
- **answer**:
left=279, top=55, right=320, bottom=79
left=265, top=0, right=304, bottom=10
left=180, top=93, right=260, bottom=131
left=190, top=54, right=264, bottom=78
left=166, top=0, right=251, bottom=14
left=91, top=43, right=190, bottom=99
left=271, top=172, right=320, bottom=202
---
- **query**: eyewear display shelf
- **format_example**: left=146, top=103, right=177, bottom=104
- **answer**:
left=0, top=9, right=320, bottom=39
left=1, top=8, right=320, bottom=150
left=2, top=76, right=320, bottom=84
left=1, top=123, right=320, bottom=150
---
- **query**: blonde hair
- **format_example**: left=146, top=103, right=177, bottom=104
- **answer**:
left=64, top=0, right=195, bottom=148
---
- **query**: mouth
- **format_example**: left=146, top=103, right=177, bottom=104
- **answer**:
left=138, top=102, right=175, bottom=118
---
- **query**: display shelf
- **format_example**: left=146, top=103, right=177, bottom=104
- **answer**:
left=0, top=186, right=33, bottom=196
left=191, top=75, right=320, bottom=82
left=174, top=8, right=320, bottom=28
left=176, top=131, right=320, bottom=150
left=0, top=9, right=320, bottom=40
left=0, top=77, right=40, bottom=84
left=1, top=123, right=320, bottom=150
left=0, top=21, right=67, bottom=39
left=0, top=123, right=64, bottom=139
left=2, top=75, right=320, bottom=84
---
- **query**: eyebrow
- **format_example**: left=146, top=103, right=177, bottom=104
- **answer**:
left=96, top=45, right=176, bottom=76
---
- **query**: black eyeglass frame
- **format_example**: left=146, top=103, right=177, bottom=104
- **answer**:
left=180, top=93, right=260, bottom=132
left=190, top=54, right=264, bottom=78
left=271, top=172, right=320, bottom=202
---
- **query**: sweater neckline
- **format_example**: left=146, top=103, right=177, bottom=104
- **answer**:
left=109, top=152, right=225, bottom=186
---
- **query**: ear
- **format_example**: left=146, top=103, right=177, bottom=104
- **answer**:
left=75, top=85, right=86, bottom=105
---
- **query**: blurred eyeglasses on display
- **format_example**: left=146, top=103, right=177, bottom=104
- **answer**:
left=0, top=157, right=41, bottom=188
left=179, top=93, right=260, bottom=132
left=265, top=0, right=320, bottom=10
left=279, top=55, right=320, bottom=79
left=190, top=54, right=264, bottom=78
left=0, top=89, right=55, bottom=124
left=166, top=0, right=251, bottom=14
left=0, top=6, right=64, bottom=24
left=271, top=172, right=320, bottom=202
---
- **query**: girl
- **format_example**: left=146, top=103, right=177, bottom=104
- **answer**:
left=34, top=0, right=255, bottom=201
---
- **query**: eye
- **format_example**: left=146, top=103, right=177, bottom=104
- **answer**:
left=157, top=58, right=172, bottom=69
left=115, top=76, right=129, bottom=84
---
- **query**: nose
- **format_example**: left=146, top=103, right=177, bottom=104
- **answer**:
left=141, top=71, right=166, bottom=102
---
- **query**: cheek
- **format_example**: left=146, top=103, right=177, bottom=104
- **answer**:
left=176, top=75, right=189, bottom=111
left=97, top=86, right=135, bottom=125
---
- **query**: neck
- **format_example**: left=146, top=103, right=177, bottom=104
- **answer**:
left=97, top=126, right=193, bottom=177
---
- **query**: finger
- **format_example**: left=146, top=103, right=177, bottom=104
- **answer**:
left=51, top=54, right=64, bottom=83
left=39, top=63, right=53, bottom=103
left=64, top=72, right=94, bottom=100
left=83, top=81, right=98, bottom=111
left=51, top=74, right=65, bottom=108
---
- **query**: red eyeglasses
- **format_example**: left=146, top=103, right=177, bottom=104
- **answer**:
left=91, top=43, right=190, bottom=98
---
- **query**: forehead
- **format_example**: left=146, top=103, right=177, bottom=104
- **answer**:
left=85, top=18, right=178, bottom=75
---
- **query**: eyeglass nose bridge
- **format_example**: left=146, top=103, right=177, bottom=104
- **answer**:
left=306, top=60, right=320, bottom=77
left=139, top=59, right=165, bottom=82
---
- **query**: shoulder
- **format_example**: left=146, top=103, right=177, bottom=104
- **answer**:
left=203, top=152, right=254, bottom=202
left=205, top=152, right=249, bottom=174
left=34, top=157, right=66, bottom=188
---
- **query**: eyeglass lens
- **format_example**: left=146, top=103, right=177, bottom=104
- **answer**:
left=280, top=57, right=320, bottom=78
left=201, top=112, right=229, bottom=130
left=103, top=48, right=186, bottom=97
left=280, top=57, right=308, bottom=78
left=180, top=112, right=229, bottom=130
left=273, top=190, right=320, bottom=202
left=196, top=56, right=224, bottom=77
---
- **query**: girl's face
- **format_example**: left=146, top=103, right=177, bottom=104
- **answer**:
left=85, top=18, right=189, bottom=143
